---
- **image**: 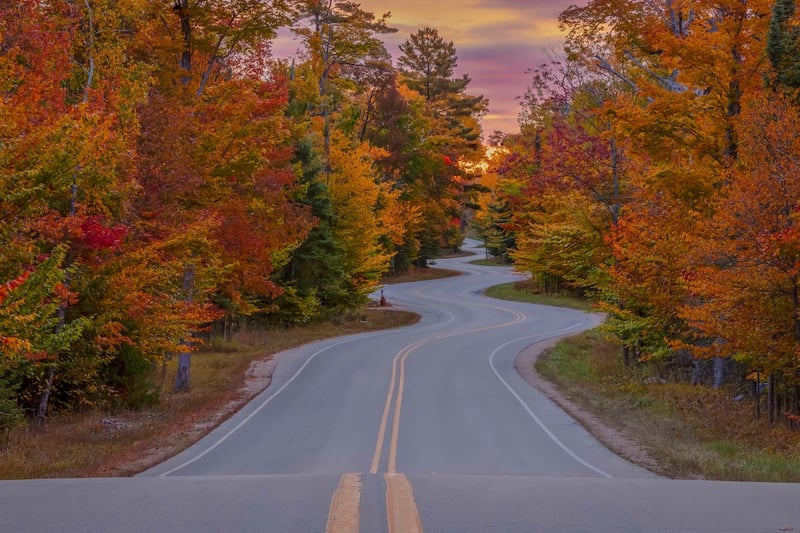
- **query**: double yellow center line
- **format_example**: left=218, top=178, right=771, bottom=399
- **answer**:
left=325, top=473, right=423, bottom=533
left=371, top=337, right=430, bottom=474
left=327, top=304, right=526, bottom=532
left=371, top=306, right=526, bottom=474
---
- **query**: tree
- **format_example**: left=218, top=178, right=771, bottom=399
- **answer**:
left=398, top=27, right=487, bottom=157
left=273, top=137, right=347, bottom=321
left=491, top=54, right=628, bottom=304
left=768, top=0, right=800, bottom=91
left=1, top=0, right=152, bottom=420
left=553, top=0, right=772, bottom=372
left=292, top=0, right=396, bottom=182
left=389, top=27, right=487, bottom=265
left=398, top=27, right=465, bottom=102
left=679, top=92, right=800, bottom=420
left=135, top=0, right=307, bottom=391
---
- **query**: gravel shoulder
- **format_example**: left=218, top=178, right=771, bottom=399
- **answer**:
left=514, top=328, right=662, bottom=475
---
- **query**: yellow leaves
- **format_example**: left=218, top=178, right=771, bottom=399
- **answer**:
left=379, top=188, right=420, bottom=248
left=328, top=133, right=394, bottom=290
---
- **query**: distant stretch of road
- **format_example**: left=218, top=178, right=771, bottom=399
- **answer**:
left=2, top=240, right=798, bottom=532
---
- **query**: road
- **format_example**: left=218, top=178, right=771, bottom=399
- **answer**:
left=2, top=240, right=798, bottom=532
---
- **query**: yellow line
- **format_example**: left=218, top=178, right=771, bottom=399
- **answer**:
left=372, top=306, right=526, bottom=474
left=387, top=348, right=410, bottom=474
left=385, top=473, right=424, bottom=533
left=326, top=473, right=362, bottom=533
left=370, top=347, right=402, bottom=474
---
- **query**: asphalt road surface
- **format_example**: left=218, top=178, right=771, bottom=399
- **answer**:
left=2, top=240, right=798, bottom=532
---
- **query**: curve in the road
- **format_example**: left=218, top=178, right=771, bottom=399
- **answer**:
left=371, top=303, right=527, bottom=474
left=157, top=329, right=391, bottom=478
left=488, top=327, right=613, bottom=478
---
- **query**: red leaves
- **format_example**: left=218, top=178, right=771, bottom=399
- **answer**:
left=78, top=216, right=128, bottom=250
left=0, top=271, right=32, bottom=305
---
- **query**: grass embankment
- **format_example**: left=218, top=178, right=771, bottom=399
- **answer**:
left=538, top=331, right=800, bottom=481
left=0, top=308, right=418, bottom=480
left=382, top=266, right=461, bottom=284
left=469, top=258, right=510, bottom=267
left=489, top=282, right=800, bottom=481
left=484, top=282, right=594, bottom=311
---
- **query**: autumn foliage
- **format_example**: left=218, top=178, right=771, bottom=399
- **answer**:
left=0, top=1, right=485, bottom=421
left=481, top=0, right=800, bottom=425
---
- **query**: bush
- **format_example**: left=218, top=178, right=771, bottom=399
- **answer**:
left=0, top=377, right=24, bottom=446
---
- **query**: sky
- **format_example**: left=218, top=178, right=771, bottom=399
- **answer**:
left=274, top=0, right=579, bottom=135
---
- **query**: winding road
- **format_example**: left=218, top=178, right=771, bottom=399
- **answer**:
left=2, top=240, right=798, bottom=532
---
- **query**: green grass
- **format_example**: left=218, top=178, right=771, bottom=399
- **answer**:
left=469, top=258, right=511, bottom=267
left=484, top=282, right=594, bottom=311
left=536, top=331, right=597, bottom=382
left=382, top=267, right=461, bottom=284
left=536, top=330, right=800, bottom=482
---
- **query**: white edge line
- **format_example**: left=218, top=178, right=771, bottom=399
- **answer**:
left=488, top=321, right=614, bottom=479
left=158, top=333, right=385, bottom=477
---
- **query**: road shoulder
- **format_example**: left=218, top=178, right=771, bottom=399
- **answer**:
left=514, top=332, right=662, bottom=475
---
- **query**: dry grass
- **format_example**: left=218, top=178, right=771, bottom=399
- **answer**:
left=0, top=308, right=419, bottom=480
left=537, top=330, right=800, bottom=481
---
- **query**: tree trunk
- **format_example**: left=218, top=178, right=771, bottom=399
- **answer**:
left=173, top=352, right=192, bottom=392
left=768, top=373, right=776, bottom=424
left=35, top=177, right=78, bottom=426
left=691, top=358, right=702, bottom=385
left=755, top=371, right=761, bottom=420
left=609, top=138, right=621, bottom=225
left=712, top=356, right=726, bottom=388
left=161, top=357, right=170, bottom=391
left=35, top=366, right=56, bottom=427
left=36, top=303, right=67, bottom=425
left=173, top=263, right=195, bottom=392
left=175, top=0, right=192, bottom=83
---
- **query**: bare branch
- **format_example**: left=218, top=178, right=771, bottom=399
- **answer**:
left=82, top=0, right=95, bottom=104
left=623, top=51, right=710, bottom=96
left=666, top=0, right=694, bottom=37
left=594, top=55, right=639, bottom=93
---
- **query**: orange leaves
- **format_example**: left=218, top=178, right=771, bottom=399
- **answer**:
left=675, top=91, right=800, bottom=375
left=0, top=271, right=31, bottom=306
left=512, top=0, right=787, bottom=371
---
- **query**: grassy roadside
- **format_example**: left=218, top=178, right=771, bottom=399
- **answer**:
left=469, top=258, right=510, bottom=267
left=382, top=266, right=461, bottom=284
left=484, top=282, right=594, bottom=311
left=487, top=282, right=800, bottom=481
left=538, top=331, right=800, bottom=481
left=0, top=308, right=418, bottom=480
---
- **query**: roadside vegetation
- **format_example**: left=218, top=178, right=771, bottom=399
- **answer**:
left=469, top=257, right=510, bottom=267
left=474, top=0, right=800, bottom=440
left=538, top=331, right=800, bottom=482
left=382, top=267, right=461, bottom=284
left=0, top=309, right=418, bottom=480
left=485, top=281, right=593, bottom=311
left=1, top=3, right=486, bottom=438
left=489, top=282, right=800, bottom=482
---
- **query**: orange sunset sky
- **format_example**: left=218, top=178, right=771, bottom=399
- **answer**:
left=275, top=0, right=581, bottom=135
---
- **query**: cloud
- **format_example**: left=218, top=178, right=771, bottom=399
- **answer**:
left=274, top=0, right=580, bottom=134
left=378, top=0, right=578, bottom=133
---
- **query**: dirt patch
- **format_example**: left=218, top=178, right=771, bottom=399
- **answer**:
left=514, top=335, right=661, bottom=474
